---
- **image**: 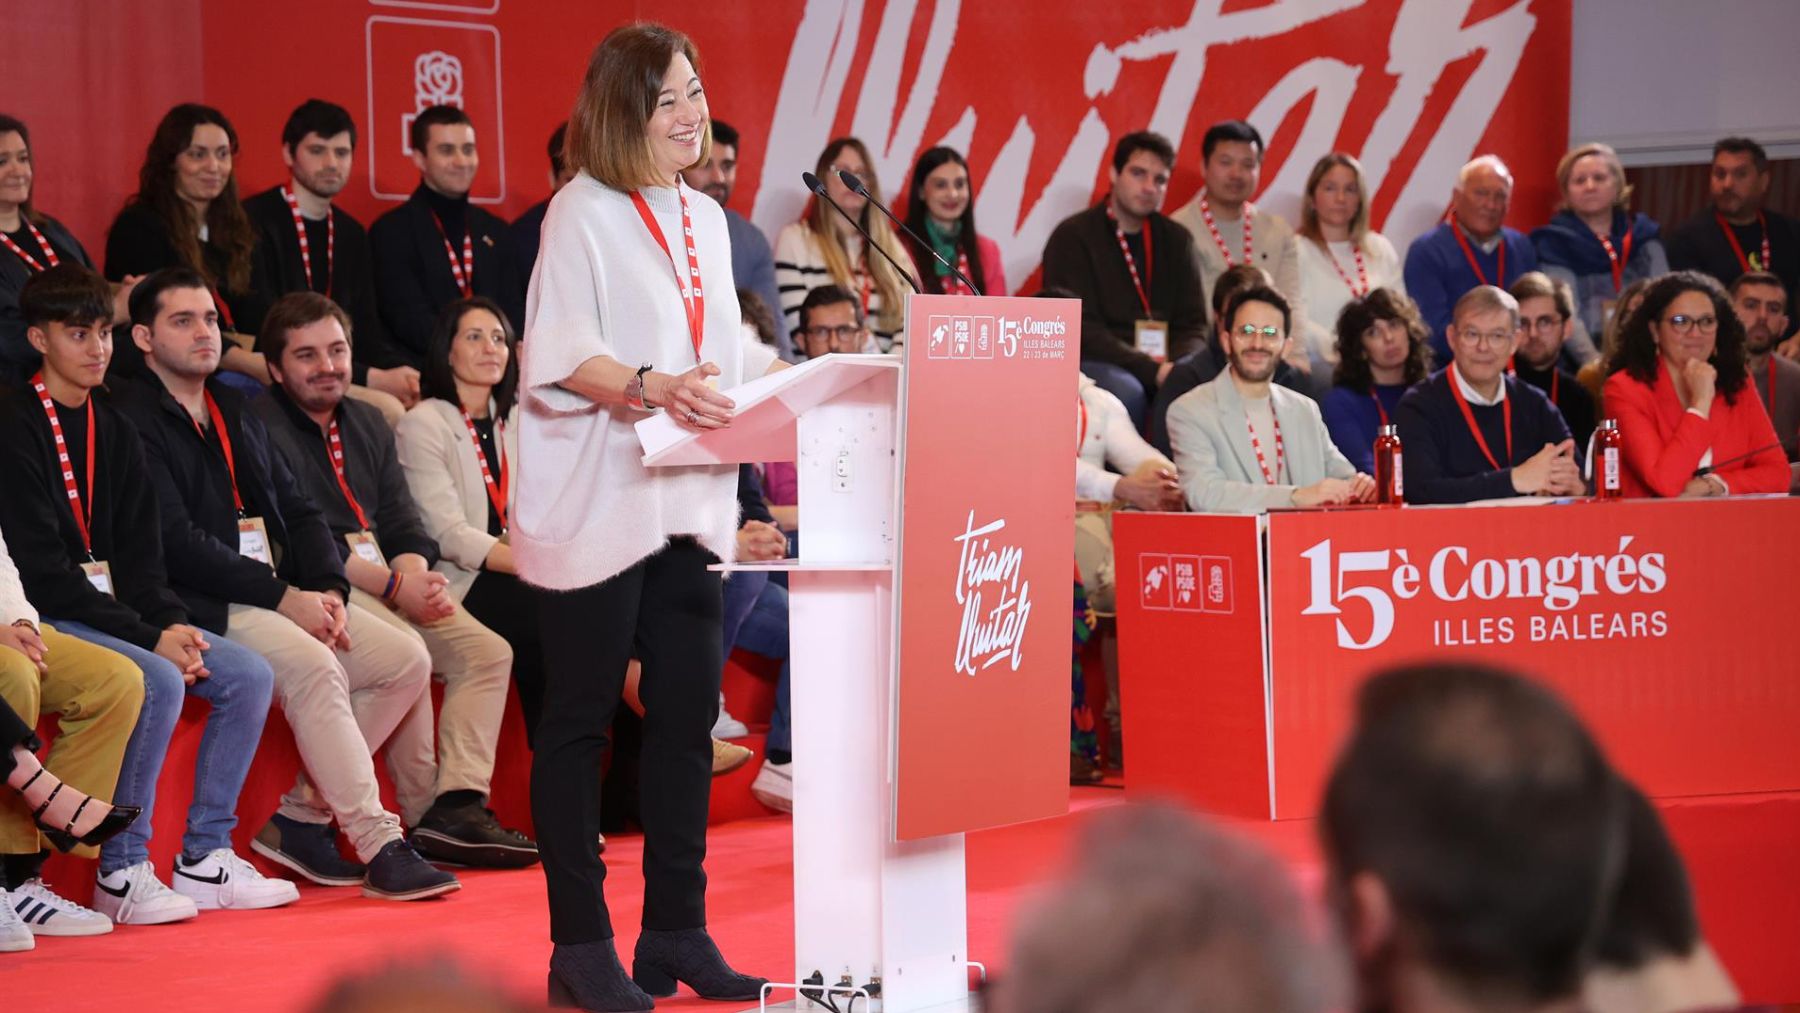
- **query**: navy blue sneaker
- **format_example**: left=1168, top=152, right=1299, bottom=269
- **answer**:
left=362, top=840, right=460, bottom=901
left=250, top=814, right=364, bottom=887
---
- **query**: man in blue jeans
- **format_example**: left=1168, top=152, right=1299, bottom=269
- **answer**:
left=0, top=265, right=295, bottom=924
left=723, top=467, right=794, bottom=812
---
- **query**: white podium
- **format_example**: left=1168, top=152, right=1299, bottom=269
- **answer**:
left=638, top=353, right=973, bottom=1011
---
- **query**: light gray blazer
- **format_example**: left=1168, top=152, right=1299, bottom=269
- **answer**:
left=393, top=398, right=519, bottom=601
left=1165, top=372, right=1356, bottom=514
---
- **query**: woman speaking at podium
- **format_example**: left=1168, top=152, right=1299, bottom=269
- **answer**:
left=513, top=22, right=783, bottom=1012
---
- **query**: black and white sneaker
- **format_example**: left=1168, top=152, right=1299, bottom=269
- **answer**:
left=250, top=814, right=365, bottom=887
left=409, top=801, right=539, bottom=869
left=363, top=840, right=461, bottom=901
left=11, top=878, right=113, bottom=936
left=174, top=849, right=301, bottom=910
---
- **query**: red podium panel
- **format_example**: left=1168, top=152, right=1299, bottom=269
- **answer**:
left=894, top=294, right=1077, bottom=840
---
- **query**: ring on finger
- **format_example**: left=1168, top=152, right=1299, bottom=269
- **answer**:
left=687, top=410, right=699, bottom=424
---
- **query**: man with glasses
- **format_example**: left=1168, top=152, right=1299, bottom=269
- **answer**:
left=1165, top=284, right=1374, bottom=513
left=1395, top=286, right=1580, bottom=504
left=791, top=284, right=876, bottom=359
left=1508, top=272, right=1596, bottom=449
left=1404, top=156, right=1542, bottom=364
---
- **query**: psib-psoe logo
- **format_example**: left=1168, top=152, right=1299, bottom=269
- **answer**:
left=1297, top=536, right=1668, bottom=650
left=1139, top=553, right=1232, bottom=614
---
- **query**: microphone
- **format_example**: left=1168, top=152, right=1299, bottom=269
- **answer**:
left=1693, top=441, right=1785, bottom=477
left=801, top=172, right=920, bottom=294
left=838, top=169, right=983, bottom=296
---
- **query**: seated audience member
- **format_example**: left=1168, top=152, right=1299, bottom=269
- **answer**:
left=1732, top=271, right=1800, bottom=468
left=1532, top=142, right=1668, bottom=350
left=997, top=803, right=1348, bottom=1013
left=1321, top=662, right=1626, bottom=1013
left=371, top=105, right=525, bottom=370
left=245, top=99, right=415, bottom=422
left=1294, top=153, right=1404, bottom=375
left=112, top=268, right=456, bottom=901
left=1042, top=131, right=1208, bottom=427
left=901, top=146, right=1009, bottom=297
left=1321, top=288, right=1433, bottom=474
left=738, top=288, right=780, bottom=351
left=1172, top=120, right=1308, bottom=380
left=106, top=103, right=269, bottom=387
left=689, top=120, right=787, bottom=360
left=1666, top=137, right=1799, bottom=332
left=1602, top=271, right=1788, bottom=497
left=0, top=526, right=143, bottom=943
left=1577, top=277, right=1649, bottom=401
left=1167, top=286, right=1374, bottom=513
left=250, top=292, right=533, bottom=868
left=1395, top=286, right=1580, bottom=504
left=1403, top=155, right=1539, bottom=362
left=1509, top=272, right=1598, bottom=449
left=726, top=467, right=795, bottom=811
left=790, top=283, right=876, bottom=358
left=510, top=122, right=573, bottom=282
left=1586, top=783, right=1740, bottom=1013
left=2, top=265, right=292, bottom=924
left=774, top=137, right=910, bottom=350
left=0, top=115, right=131, bottom=386
left=1147, top=264, right=1301, bottom=456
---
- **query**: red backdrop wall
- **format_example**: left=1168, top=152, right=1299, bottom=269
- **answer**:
left=7, top=0, right=1568, bottom=294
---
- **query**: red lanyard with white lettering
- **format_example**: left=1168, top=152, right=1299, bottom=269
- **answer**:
left=325, top=417, right=372, bottom=531
left=1448, top=215, right=1504, bottom=285
left=282, top=187, right=334, bottom=296
left=1328, top=241, right=1368, bottom=297
left=1449, top=373, right=1513, bottom=470
left=630, top=188, right=705, bottom=361
left=1717, top=212, right=1772, bottom=273
left=431, top=212, right=474, bottom=298
left=1105, top=204, right=1154, bottom=318
left=1245, top=407, right=1286, bottom=485
left=1200, top=195, right=1253, bottom=267
left=1596, top=226, right=1633, bottom=291
left=31, top=372, right=95, bottom=556
left=191, top=391, right=247, bottom=516
left=1, top=221, right=60, bottom=272
left=461, top=409, right=509, bottom=531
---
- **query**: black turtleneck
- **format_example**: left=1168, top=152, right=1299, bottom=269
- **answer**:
left=1512, top=360, right=1595, bottom=449
left=419, top=183, right=470, bottom=244
left=369, top=182, right=524, bottom=368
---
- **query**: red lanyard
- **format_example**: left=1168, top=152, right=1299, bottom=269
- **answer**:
left=630, top=188, right=706, bottom=361
left=1105, top=204, right=1154, bottom=317
left=1328, top=241, right=1369, bottom=297
left=1076, top=397, right=1089, bottom=453
left=1370, top=388, right=1390, bottom=427
left=431, top=212, right=474, bottom=298
left=1200, top=195, right=1253, bottom=267
left=1448, top=217, right=1505, bottom=286
left=31, top=373, right=95, bottom=556
left=1506, top=361, right=1560, bottom=405
left=191, top=391, right=247, bottom=515
left=858, top=260, right=873, bottom=322
left=1449, top=370, right=1513, bottom=470
left=1, top=221, right=60, bottom=272
left=942, top=250, right=976, bottom=295
left=282, top=187, right=334, bottom=296
left=1245, top=406, right=1286, bottom=485
left=1595, top=226, right=1633, bottom=291
left=325, top=417, right=372, bottom=531
left=1717, top=212, right=1772, bottom=274
left=461, top=410, right=509, bottom=531
left=208, top=288, right=237, bottom=333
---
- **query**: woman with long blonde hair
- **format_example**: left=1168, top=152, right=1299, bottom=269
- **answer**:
left=773, top=137, right=910, bottom=350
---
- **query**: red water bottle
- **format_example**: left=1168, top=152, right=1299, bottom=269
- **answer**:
left=1374, top=423, right=1404, bottom=505
left=1594, top=418, right=1622, bottom=500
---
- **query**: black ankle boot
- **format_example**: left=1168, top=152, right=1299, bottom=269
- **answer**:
left=548, top=939, right=655, bottom=1011
left=632, top=927, right=767, bottom=1001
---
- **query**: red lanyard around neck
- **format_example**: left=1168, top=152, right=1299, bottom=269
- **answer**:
left=1449, top=216, right=1505, bottom=286
left=1717, top=212, right=1772, bottom=274
left=32, top=372, right=95, bottom=555
left=1200, top=194, right=1253, bottom=267
left=282, top=187, right=335, bottom=296
left=1105, top=204, right=1154, bottom=317
left=1245, top=404, right=1286, bottom=485
left=1449, top=369, right=1513, bottom=470
left=325, top=416, right=372, bottom=531
left=461, top=409, right=509, bottom=531
left=631, top=187, right=705, bottom=362
left=1, top=220, right=60, bottom=272
left=431, top=211, right=474, bottom=298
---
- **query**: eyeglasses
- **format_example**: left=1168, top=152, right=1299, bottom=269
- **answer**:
left=1234, top=323, right=1285, bottom=344
left=1662, top=314, right=1718, bottom=334
left=1524, top=314, right=1565, bottom=334
left=802, top=324, right=865, bottom=341
left=1455, top=327, right=1515, bottom=349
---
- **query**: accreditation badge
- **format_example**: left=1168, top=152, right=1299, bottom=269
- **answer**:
left=80, top=560, right=115, bottom=597
left=238, top=517, right=275, bottom=566
left=345, top=530, right=387, bottom=568
left=1134, top=319, right=1169, bottom=362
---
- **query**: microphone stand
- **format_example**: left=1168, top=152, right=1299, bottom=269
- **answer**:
left=838, top=169, right=983, bottom=296
left=801, top=171, right=921, bottom=294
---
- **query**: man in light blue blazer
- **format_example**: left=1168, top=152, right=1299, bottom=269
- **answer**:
left=1165, top=285, right=1376, bottom=514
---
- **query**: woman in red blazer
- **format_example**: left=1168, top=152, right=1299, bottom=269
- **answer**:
left=1602, top=271, right=1788, bottom=497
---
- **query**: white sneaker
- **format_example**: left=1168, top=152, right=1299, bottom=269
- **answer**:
left=173, top=849, right=301, bottom=910
left=92, top=862, right=199, bottom=925
left=712, top=693, right=750, bottom=739
left=751, top=759, right=793, bottom=813
left=0, top=888, right=35, bottom=951
left=10, top=878, right=112, bottom=936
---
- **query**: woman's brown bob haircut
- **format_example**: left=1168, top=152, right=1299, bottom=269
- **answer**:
left=566, top=23, right=712, bottom=190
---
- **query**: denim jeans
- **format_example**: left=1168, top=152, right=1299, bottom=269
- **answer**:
left=733, top=581, right=791, bottom=755
left=1079, top=358, right=1149, bottom=432
left=51, top=620, right=275, bottom=872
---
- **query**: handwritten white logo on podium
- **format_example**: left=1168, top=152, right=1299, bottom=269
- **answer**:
left=952, top=511, right=1033, bottom=676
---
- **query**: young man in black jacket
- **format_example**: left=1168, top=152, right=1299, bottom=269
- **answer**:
left=112, top=267, right=456, bottom=901
left=1, top=264, right=296, bottom=923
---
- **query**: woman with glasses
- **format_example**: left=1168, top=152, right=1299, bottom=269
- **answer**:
left=1601, top=271, right=1786, bottom=497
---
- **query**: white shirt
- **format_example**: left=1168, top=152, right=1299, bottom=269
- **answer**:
left=0, top=526, right=38, bottom=627
left=1451, top=362, right=1506, bottom=407
left=515, top=173, right=778, bottom=591
left=1077, top=374, right=1171, bottom=501
left=1295, top=232, right=1405, bottom=366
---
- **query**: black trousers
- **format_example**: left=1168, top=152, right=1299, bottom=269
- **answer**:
left=0, top=696, right=36, bottom=779
left=462, top=569, right=547, bottom=746
left=532, top=538, right=722, bottom=944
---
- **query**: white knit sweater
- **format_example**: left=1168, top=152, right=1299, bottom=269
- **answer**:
left=515, top=173, right=778, bottom=591
left=1294, top=232, right=1405, bottom=367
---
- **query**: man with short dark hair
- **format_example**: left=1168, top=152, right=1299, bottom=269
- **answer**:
left=1321, top=662, right=1627, bottom=1013
left=1731, top=272, right=1800, bottom=489
left=1508, top=271, right=1596, bottom=449
left=687, top=119, right=787, bottom=361
left=1404, top=155, right=1540, bottom=361
left=249, top=291, right=533, bottom=869
left=1042, top=131, right=1209, bottom=428
left=246, top=99, right=417, bottom=421
left=1667, top=138, right=1799, bottom=338
left=791, top=284, right=876, bottom=358
left=370, top=105, right=524, bottom=370
left=510, top=122, right=573, bottom=281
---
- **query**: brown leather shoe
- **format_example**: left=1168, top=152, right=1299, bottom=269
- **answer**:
left=712, top=738, right=753, bottom=776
